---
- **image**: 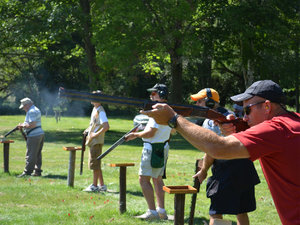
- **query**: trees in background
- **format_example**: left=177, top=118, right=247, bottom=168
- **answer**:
left=0, top=0, right=299, bottom=114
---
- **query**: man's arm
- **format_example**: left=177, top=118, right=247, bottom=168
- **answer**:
left=94, top=122, right=109, bottom=137
left=142, top=103, right=249, bottom=160
left=125, top=127, right=157, bottom=141
left=18, top=121, right=37, bottom=129
left=192, top=153, right=214, bottom=183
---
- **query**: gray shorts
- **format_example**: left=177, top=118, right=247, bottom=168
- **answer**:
left=139, top=142, right=169, bottom=178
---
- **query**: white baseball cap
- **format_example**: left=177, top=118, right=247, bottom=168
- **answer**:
left=19, top=97, right=33, bottom=109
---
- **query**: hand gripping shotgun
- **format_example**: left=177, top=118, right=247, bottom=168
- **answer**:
left=58, top=87, right=249, bottom=132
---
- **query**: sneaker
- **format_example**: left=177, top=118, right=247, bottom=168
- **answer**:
left=32, top=172, right=41, bottom=176
left=135, top=209, right=160, bottom=220
left=17, top=172, right=31, bottom=178
left=158, top=211, right=168, bottom=220
left=32, top=170, right=42, bottom=176
left=83, top=184, right=100, bottom=192
left=156, top=207, right=168, bottom=220
left=99, top=185, right=107, bottom=192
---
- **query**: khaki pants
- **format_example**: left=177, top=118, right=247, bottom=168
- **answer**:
left=24, top=134, right=44, bottom=174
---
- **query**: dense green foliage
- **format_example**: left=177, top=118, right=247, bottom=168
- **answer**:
left=0, top=0, right=299, bottom=115
left=0, top=116, right=281, bottom=224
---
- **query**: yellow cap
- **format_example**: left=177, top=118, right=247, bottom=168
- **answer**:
left=190, top=88, right=220, bottom=103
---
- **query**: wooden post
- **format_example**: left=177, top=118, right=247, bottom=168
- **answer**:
left=63, top=147, right=82, bottom=187
left=110, top=163, right=135, bottom=213
left=1, top=140, right=14, bottom=173
left=68, top=151, right=76, bottom=187
left=174, top=194, right=185, bottom=225
left=163, top=185, right=197, bottom=225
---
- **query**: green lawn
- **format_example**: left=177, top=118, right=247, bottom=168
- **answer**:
left=0, top=115, right=280, bottom=224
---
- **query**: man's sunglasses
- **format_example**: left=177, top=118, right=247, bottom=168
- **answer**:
left=151, top=92, right=157, bottom=96
left=243, top=101, right=266, bottom=115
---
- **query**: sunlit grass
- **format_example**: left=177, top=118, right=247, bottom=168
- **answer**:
left=0, top=115, right=280, bottom=224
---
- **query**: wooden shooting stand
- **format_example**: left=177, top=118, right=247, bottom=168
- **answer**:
left=109, top=163, right=135, bottom=213
left=63, top=146, right=82, bottom=187
left=0, top=140, right=14, bottom=173
left=163, top=185, right=197, bottom=225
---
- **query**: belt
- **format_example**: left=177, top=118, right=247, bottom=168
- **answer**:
left=144, top=140, right=169, bottom=145
left=26, top=126, right=41, bottom=135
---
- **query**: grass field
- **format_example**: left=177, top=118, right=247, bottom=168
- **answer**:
left=0, top=115, right=280, bottom=225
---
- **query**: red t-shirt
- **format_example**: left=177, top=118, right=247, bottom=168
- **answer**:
left=233, top=112, right=300, bottom=225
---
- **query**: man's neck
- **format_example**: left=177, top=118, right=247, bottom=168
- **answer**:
left=271, top=105, right=287, bottom=118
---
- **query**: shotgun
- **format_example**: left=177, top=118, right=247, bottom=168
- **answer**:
left=58, top=87, right=249, bottom=132
left=96, top=124, right=140, bottom=160
left=1, top=126, right=27, bottom=141
left=20, top=128, right=27, bottom=141
left=80, top=132, right=88, bottom=175
left=3, top=126, right=19, bottom=138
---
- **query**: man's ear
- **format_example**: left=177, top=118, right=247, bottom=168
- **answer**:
left=264, top=100, right=271, bottom=112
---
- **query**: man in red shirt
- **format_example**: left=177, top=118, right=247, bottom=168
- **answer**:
left=141, top=80, right=300, bottom=225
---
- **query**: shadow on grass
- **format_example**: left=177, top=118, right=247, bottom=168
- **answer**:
left=43, top=174, right=67, bottom=180
left=7, top=128, right=199, bottom=151
left=106, top=190, right=144, bottom=198
left=186, top=217, right=236, bottom=225
left=44, top=129, right=143, bottom=146
left=126, top=190, right=144, bottom=197
left=186, top=216, right=209, bottom=225
left=0, top=172, right=67, bottom=180
left=44, top=129, right=196, bottom=151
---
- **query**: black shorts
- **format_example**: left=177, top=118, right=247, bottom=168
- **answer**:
left=209, top=186, right=256, bottom=215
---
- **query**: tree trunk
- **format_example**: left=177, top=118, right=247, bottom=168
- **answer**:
left=79, top=0, right=100, bottom=90
left=197, top=42, right=212, bottom=88
left=240, top=39, right=255, bottom=88
left=169, top=39, right=183, bottom=103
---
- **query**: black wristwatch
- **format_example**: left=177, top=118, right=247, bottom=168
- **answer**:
left=168, top=114, right=179, bottom=128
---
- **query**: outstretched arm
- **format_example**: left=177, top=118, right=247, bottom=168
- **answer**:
left=125, top=127, right=157, bottom=141
left=141, top=103, right=249, bottom=159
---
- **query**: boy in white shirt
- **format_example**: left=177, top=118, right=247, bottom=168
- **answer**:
left=83, top=91, right=110, bottom=192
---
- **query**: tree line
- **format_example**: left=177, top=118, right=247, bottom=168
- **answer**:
left=0, top=0, right=299, bottom=115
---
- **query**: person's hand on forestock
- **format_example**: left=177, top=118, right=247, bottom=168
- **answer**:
left=217, top=114, right=237, bottom=136
left=124, top=133, right=137, bottom=141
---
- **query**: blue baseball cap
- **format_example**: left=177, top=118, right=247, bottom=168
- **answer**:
left=230, top=80, right=286, bottom=104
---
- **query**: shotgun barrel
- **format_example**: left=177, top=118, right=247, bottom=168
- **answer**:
left=96, top=124, right=140, bottom=160
left=80, top=132, right=88, bottom=175
left=4, top=126, right=18, bottom=138
left=58, top=87, right=249, bottom=132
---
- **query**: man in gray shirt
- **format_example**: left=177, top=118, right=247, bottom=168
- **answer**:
left=18, top=97, right=44, bottom=177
